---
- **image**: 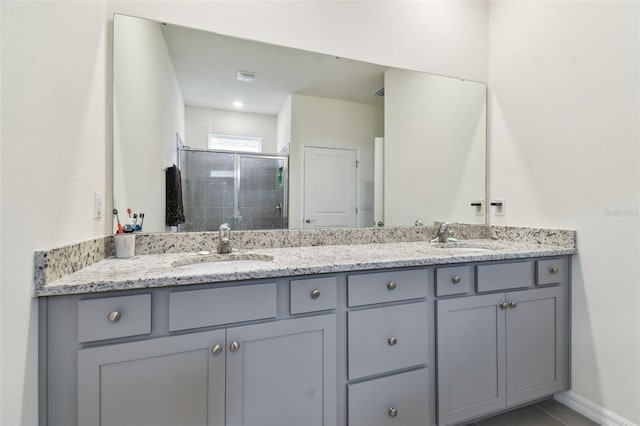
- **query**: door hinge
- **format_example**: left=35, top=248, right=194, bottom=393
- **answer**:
left=356, top=207, right=358, bottom=214
left=356, top=160, right=360, bottom=168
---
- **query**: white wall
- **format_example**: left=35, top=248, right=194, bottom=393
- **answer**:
left=113, top=14, right=185, bottom=233
left=384, top=68, right=486, bottom=226
left=1, top=2, right=489, bottom=425
left=290, top=94, right=384, bottom=228
left=185, top=105, right=277, bottom=152
left=488, top=2, right=639, bottom=424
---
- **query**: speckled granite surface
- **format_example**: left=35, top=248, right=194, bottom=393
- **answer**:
left=34, top=226, right=577, bottom=296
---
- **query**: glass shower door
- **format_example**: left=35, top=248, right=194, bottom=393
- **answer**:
left=179, top=150, right=235, bottom=232
left=235, top=155, right=288, bottom=230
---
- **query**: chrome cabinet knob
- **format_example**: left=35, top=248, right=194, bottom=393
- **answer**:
left=387, top=281, right=397, bottom=290
left=451, top=275, right=462, bottom=284
left=107, top=311, right=121, bottom=323
left=549, top=266, right=559, bottom=273
left=499, top=302, right=509, bottom=310
left=509, top=300, right=517, bottom=308
left=229, top=341, right=240, bottom=352
left=388, top=407, right=398, bottom=417
left=311, top=289, right=321, bottom=299
left=211, top=344, right=223, bottom=355
left=387, top=336, right=398, bottom=346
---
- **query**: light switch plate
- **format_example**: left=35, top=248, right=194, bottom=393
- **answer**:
left=94, top=192, right=103, bottom=219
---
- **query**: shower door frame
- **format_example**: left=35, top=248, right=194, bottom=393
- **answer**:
left=177, top=146, right=289, bottom=231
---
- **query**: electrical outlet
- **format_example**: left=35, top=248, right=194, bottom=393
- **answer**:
left=94, top=192, right=104, bottom=219
left=491, top=198, right=506, bottom=216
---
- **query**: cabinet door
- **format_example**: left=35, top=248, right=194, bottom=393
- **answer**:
left=506, top=286, right=566, bottom=406
left=226, top=315, right=337, bottom=426
left=78, top=330, right=225, bottom=426
left=436, top=293, right=506, bottom=426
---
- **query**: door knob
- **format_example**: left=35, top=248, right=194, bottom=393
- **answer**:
left=229, top=341, right=240, bottom=352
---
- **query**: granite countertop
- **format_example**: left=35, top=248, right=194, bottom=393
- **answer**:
left=35, top=238, right=576, bottom=297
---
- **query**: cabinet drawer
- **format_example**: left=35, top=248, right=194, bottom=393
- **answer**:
left=290, top=276, right=337, bottom=314
left=436, top=266, right=473, bottom=296
left=348, top=369, right=429, bottom=426
left=169, top=283, right=277, bottom=331
left=536, top=259, right=564, bottom=285
left=77, top=294, right=151, bottom=343
left=476, top=261, right=533, bottom=292
left=348, top=269, right=427, bottom=307
left=348, top=302, right=428, bottom=379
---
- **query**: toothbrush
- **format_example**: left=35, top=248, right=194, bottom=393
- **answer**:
left=113, top=209, right=124, bottom=234
left=139, top=213, right=145, bottom=231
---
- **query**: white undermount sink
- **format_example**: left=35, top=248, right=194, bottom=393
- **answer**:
left=172, top=252, right=274, bottom=271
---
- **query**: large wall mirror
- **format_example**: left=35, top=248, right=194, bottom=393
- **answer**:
left=113, top=14, right=486, bottom=234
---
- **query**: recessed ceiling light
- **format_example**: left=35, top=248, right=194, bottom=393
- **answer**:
left=237, top=71, right=258, bottom=83
left=233, top=101, right=243, bottom=108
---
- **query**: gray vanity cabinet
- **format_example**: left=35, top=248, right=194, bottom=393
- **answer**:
left=77, top=314, right=336, bottom=426
left=436, top=285, right=566, bottom=426
left=78, top=330, right=226, bottom=426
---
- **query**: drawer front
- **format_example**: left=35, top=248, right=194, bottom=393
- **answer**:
left=436, top=265, right=473, bottom=297
left=476, top=261, right=533, bottom=292
left=536, top=259, right=564, bottom=285
left=348, top=369, right=429, bottom=426
left=348, top=302, right=428, bottom=379
left=348, top=269, right=428, bottom=307
left=169, top=283, right=277, bottom=331
left=77, top=294, right=151, bottom=343
left=290, top=276, right=337, bottom=314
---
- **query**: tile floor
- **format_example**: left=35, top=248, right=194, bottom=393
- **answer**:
left=464, top=399, right=599, bottom=426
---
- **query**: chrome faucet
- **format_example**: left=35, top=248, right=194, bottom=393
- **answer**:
left=217, top=223, right=232, bottom=254
left=435, top=222, right=454, bottom=243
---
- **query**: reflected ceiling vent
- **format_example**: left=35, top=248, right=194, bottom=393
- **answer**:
left=237, top=71, right=258, bottom=83
left=374, top=87, right=385, bottom=97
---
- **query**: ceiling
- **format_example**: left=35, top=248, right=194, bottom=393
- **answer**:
left=161, top=23, right=387, bottom=115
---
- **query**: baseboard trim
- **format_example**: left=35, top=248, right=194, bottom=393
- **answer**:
left=554, top=391, right=637, bottom=426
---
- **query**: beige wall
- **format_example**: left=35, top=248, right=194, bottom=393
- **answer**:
left=1, top=2, right=110, bottom=425
left=488, top=2, right=639, bottom=423
left=185, top=105, right=278, bottom=152
left=114, top=14, right=185, bottom=233
left=384, top=68, right=486, bottom=227
left=289, top=94, right=384, bottom=228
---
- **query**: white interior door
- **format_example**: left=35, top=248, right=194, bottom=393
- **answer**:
left=303, top=146, right=357, bottom=228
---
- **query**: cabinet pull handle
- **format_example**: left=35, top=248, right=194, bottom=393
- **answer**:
left=451, top=275, right=462, bottom=284
left=549, top=266, right=559, bottom=273
left=310, top=289, right=321, bottom=299
left=388, top=407, right=398, bottom=417
left=229, top=341, right=240, bottom=352
left=499, top=302, right=509, bottom=310
left=387, top=281, right=397, bottom=290
left=387, top=336, right=398, bottom=346
left=509, top=300, right=517, bottom=308
left=107, top=311, right=121, bottom=323
left=211, top=344, right=223, bottom=355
